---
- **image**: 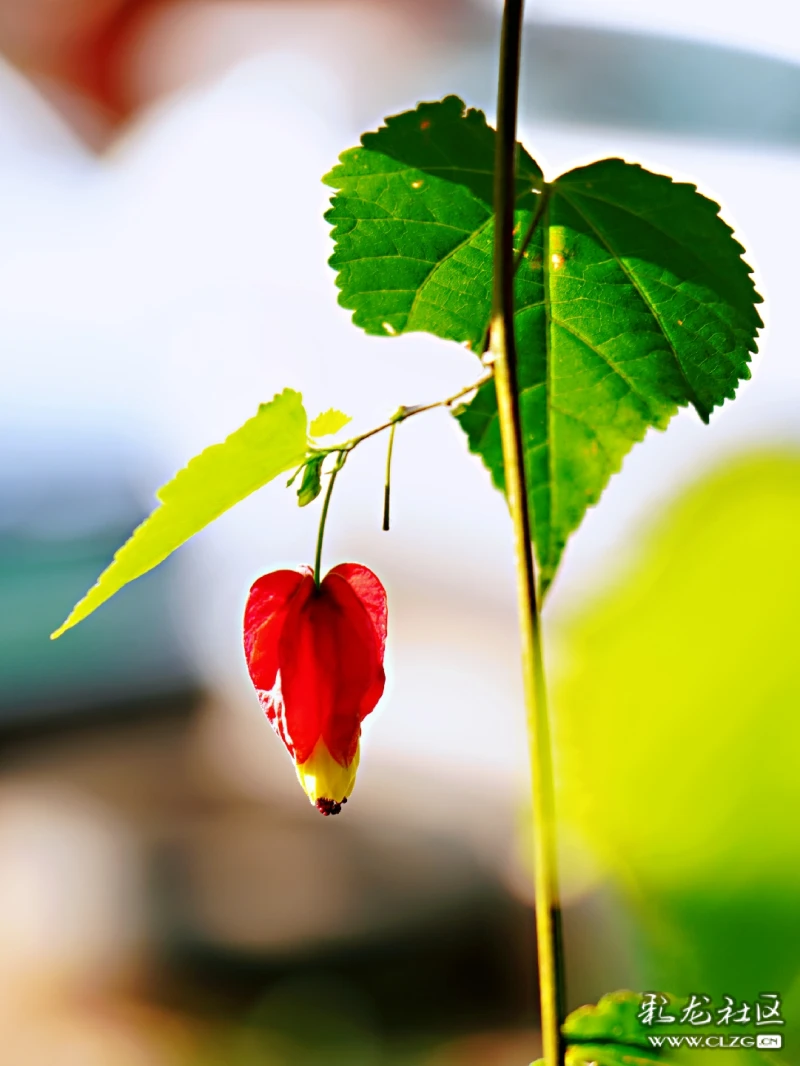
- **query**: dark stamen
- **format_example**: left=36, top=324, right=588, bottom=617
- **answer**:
left=316, top=797, right=343, bottom=816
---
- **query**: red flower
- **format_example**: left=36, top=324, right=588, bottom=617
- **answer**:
left=244, top=564, right=387, bottom=815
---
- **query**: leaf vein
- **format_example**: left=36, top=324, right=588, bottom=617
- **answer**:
left=558, top=190, right=708, bottom=418
left=551, top=318, right=658, bottom=418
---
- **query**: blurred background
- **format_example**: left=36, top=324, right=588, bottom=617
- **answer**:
left=1, top=1, right=798, bottom=1063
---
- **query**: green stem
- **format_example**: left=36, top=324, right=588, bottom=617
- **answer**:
left=313, top=451, right=345, bottom=586
left=491, top=2, right=565, bottom=1064
left=383, top=421, right=397, bottom=531
left=327, top=373, right=492, bottom=456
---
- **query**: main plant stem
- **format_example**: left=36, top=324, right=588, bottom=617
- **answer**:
left=490, top=2, right=565, bottom=1063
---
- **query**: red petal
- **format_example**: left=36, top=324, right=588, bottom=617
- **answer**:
left=243, top=569, right=310, bottom=690
left=325, top=563, right=388, bottom=659
left=279, top=569, right=386, bottom=767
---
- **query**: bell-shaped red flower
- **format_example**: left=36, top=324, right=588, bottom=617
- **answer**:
left=244, top=564, right=387, bottom=815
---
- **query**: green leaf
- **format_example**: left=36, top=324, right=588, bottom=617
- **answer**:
left=310, top=408, right=352, bottom=437
left=51, top=389, right=309, bottom=639
left=561, top=991, right=677, bottom=1064
left=459, top=160, right=762, bottom=591
left=566, top=1043, right=663, bottom=1066
left=323, top=95, right=542, bottom=344
left=324, top=97, right=762, bottom=591
left=564, top=991, right=666, bottom=1050
left=297, top=455, right=324, bottom=507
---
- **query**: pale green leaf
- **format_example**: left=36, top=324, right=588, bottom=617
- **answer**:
left=52, top=389, right=309, bottom=638
left=310, top=408, right=352, bottom=437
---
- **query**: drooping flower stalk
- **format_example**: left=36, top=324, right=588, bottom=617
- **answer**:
left=242, top=376, right=490, bottom=817
left=314, top=451, right=346, bottom=588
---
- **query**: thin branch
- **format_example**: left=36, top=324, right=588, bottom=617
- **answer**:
left=309, top=371, right=492, bottom=575
left=314, top=373, right=493, bottom=456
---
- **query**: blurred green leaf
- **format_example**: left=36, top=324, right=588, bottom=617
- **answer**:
left=52, top=389, right=309, bottom=638
left=554, top=451, right=800, bottom=1013
left=325, top=96, right=761, bottom=592
left=297, top=455, right=324, bottom=507
left=310, top=408, right=352, bottom=437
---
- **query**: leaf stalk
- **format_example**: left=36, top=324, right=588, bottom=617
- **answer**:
left=491, top=2, right=566, bottom=1063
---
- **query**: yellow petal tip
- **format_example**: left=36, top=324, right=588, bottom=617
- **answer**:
left=296, top=740, right=360, bottom=815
